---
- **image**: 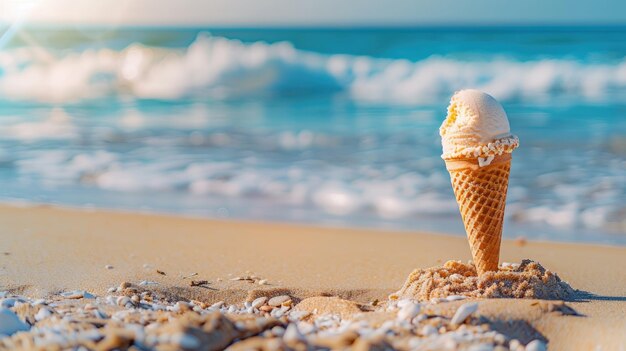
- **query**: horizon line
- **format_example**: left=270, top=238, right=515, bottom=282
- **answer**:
left=2, top=22, right=626, bottom=30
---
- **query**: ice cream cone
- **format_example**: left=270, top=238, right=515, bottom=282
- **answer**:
left=445, top=154, right=511, bottom=275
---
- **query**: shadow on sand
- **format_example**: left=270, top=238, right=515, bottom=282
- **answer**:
left=570, top=290, right=626, bottom=302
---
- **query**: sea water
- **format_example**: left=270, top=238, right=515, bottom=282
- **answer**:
left=0, top=26, right=624, bottom=244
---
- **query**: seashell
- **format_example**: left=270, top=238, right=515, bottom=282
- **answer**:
left=451, top=302, right=478, bottom=325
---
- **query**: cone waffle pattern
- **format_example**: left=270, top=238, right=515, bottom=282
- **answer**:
left=448, top=160, right=510, bottom=275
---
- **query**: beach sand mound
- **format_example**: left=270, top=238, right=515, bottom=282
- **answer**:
left=391, top=259, right=576, bottom=301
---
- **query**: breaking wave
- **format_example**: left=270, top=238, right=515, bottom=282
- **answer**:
left=1, top=33, right=626, bottom=103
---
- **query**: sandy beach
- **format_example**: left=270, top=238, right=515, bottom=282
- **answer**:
left=0, top=204, right=624, bottom=350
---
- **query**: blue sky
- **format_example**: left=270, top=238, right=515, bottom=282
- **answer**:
left=2, top=0, right=626, bottom=26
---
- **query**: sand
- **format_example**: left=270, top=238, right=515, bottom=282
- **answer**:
left=0, top=204, right=625, bottom=350
left=391, top=259, right=576, bottom=301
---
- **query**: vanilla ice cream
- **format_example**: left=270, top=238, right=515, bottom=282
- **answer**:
left=440, top=89, right=519, bottom=164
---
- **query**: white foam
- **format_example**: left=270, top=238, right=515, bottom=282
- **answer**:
left=0, top=108, right=77, bottom=141
left=1, top=33, right=625, bottom=103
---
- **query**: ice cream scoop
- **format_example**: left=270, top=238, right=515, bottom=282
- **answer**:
left=440, top=89, right=519, bottom=275
left=440, top=89, right=518, bottom=165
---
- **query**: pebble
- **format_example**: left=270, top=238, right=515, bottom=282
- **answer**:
left=35, top=307, right=52, bottom=321
left=258, top=279, right=268, bottom=285
left=171, top=333, right=201, bottom=349
left=210, top=301, right=224, bottom=309
left=119, top=282, right=131, bottom=290
left=446, top=295, right=467, bottom=301
left=451, top=302, right=479, bottom=325
left=494, top=333, right=507, bottom=344
left=420, top=325, right=438, bottom=336
left=283, top=324, right=304, bottom=344
left=259, top=305, right=273, bottom=312
left=116, top=296, right=131, bottom=307
left=0, top=298, right=22, bottom=308
left=60, top=290, right=95, bottom=299
left=93, top=309, right=108, bottom=319
left=0, top=308, right=30, bottom=335
left=526, top=340, right=547, bottom=351
left=289, top=310, right=310, bottom=320
left=509, top=339, right=522, bottom=350
left=251, top=297, right=268, bottom=309
left=271, top=326, right=285, bottom=337
left=468, top=344, right=495, bottom=351
left=268, top=295, right=291, bottom=307
left=105, top=265, right=114, bottom=270
left=397, top=302, right=420, bottom=321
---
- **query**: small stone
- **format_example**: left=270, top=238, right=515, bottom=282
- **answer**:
left=509, top=339, right=521, bottom=350
left=60, top=290, right=95, bottom=299
left=258, top=279, right=268, bottom=285
left=468, top=344, right=494, bottom=351
left=494, top=333, right=507, bottom=344
left=259, top=305, right=273, bottom=312
left=156, top=270, right=166, bottom=276
left=420, top=325, right=438, bottom=336
left=119, top=282, right=131, bottom=290
left=117, top=296, right=131, bottom=307
left=251, top=297, right=268, bottom=309
left=451, top=302, right=478, bottom=325
left=175, top=301, right=191, bottom=312
left=272, top=326, right=285, bottom=336
left=268, top=295, right=291, bottom=307
left=34, top=307, right=52, bottom=321
left=397, top=302, right=420, bottom=321
left=171, top=333, right=201, bottom=349
left=526, top=340, right=547, bottom=351
left=446, top=295, right=466, bottom=301
left=283, top=324, right=304, bottom=344
left=210, top=301, right=224, bottom=309
left=0, top=308, right=29, bottom=335
left=93, top=309, right=108, bottom=319
left=105, top=265, right=114, bottom=270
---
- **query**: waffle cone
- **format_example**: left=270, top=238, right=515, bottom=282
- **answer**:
left=444, top=154, right=511, bottom=276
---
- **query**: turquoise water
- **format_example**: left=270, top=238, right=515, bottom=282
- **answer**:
left=0, top=26, right=625, bottom=244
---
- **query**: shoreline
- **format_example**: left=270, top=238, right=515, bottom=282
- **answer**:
left=1, top=200, right=623, bottom=248
left=0, top=204, right=625, bottom=349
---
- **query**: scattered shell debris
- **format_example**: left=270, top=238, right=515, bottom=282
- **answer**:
left=0, top=261, right=575, bottom=350
left=189, top=280, right=209, bottom=287
left=0, top=287, right=561, bottom=351
left=230, top=275, right=269, bottom=285
left=182, top=272, right=198, bottom=279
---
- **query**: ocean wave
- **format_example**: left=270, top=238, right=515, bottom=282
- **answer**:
left=1, top=33, right=626, bottom=103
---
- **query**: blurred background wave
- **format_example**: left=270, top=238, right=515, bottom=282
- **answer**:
left=0, top=25, right=625, bottom=244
